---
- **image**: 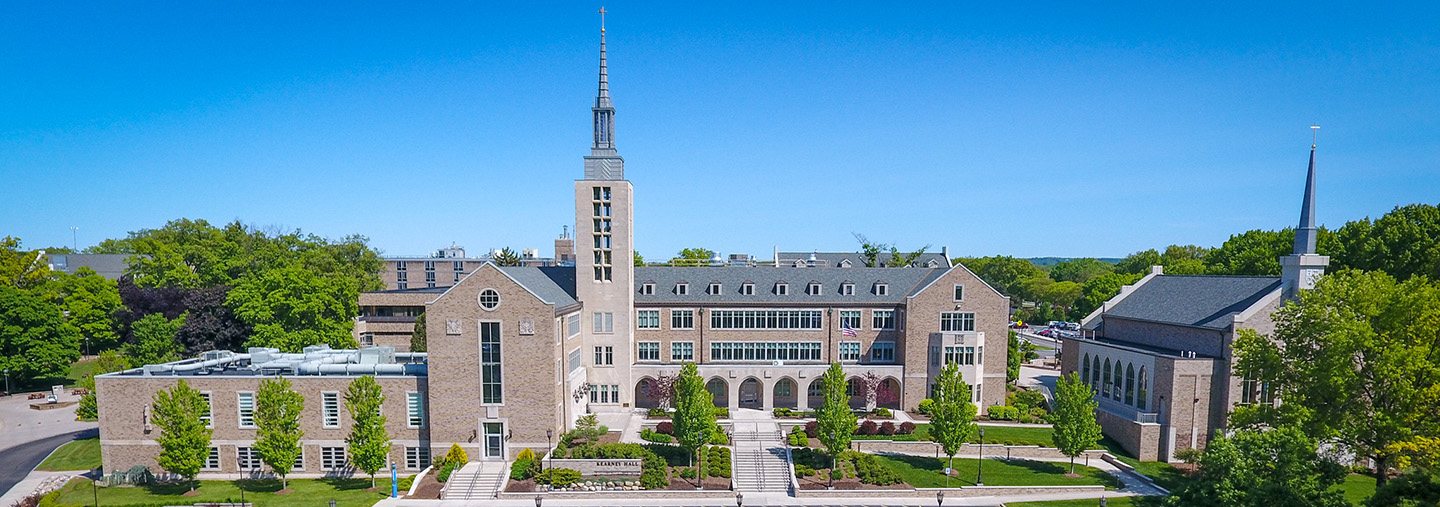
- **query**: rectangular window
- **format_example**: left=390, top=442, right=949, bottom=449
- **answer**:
left=708, top=310, right=824, bottom=330
left=954, top=284, right=965, bottom=301
left=595, top=346, right=614, bottom=365
left=872, top=310, right=895, bottom=330
left=592, top=312, right=614, bottom=333
left=237, top=447, right=262, bottom=470
left=944, top=346, right=977, bottom=365
left=874, top=284, right=888, bottom=296
left=568, top=348, right=582, bottom=372
left=204, top=447, right=221, bottom=470
left=839, top=342, right=861, bottom=362
left=671, top=310, right=695, bottom=329
left=871, top=342, right=895, bottom=362
left=398, top=282, right=407, bottom=290
left=638, top=342, right=660, bottom=361
left=808, top=283, right=821, bottom=295
left=322, top=447, right=347, bottom=470
left=589, top=384, right=620, bottom=404
left=480, top=321, right=502, bottom=404
left=709, top=342, right=822, bottom=362
left=322, top=392, right=340, bottom=428
left=671, top=342, right=694, bottom=361
left=841, top=283, right=854, bottom=295
left=396, top=261, right=407, bottom=271
left=406, top=392, right=425, bottom=428
left=406, top=447, right=431, bottom=470
left=930, top=346, right=940, bottom=366
left=709, top=283, right=721, bottom=295
left=775, top=283, right=788, bottom=295
left=636, top=310, right=660, bottom=329
left=454, top=261, right=464, bottom=272
left=293, top=449, right=305, bottom=471
left=359, top=333, right=374, bottom=346
left=568, top=314, right=581, bottom=338
left=641, top=283, right=654, bottom=295
left=839, top=310, right=861, bottom=330
left=676, top=283, right=688, bottom=295
left=237, top=392, right=255, bottom=428
left=199, top=393, right=212, bottom=428
left=940, top=312, right=976, bottom=332
left=741, top=283, right=754, bottom=295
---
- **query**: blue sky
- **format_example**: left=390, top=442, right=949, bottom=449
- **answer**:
left=2, top=2, right=1437, bottom=260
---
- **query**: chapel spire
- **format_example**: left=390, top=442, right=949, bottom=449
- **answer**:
left=1292, top=125, right=1320, bottom=255
left=1280, top=125, right=1330, bottom=300
left=591, top=7, right=616, bottom=154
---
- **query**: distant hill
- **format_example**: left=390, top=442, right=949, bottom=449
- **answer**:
left=1025, top=257, right=1122, bottom=267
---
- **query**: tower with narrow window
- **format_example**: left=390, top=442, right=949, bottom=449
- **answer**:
left=575, top=13, right=635, bottom=409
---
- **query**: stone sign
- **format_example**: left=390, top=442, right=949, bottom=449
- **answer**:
left=542, top=458, right=642, bottom=476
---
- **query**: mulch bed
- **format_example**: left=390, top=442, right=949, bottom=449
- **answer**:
left=665, top=477, right=732, bottom=490
left=505, top=478, right=537, bottom=493
left=797, top=476, right=910, bottom=490
left=410, top=474, right=444, bottom=499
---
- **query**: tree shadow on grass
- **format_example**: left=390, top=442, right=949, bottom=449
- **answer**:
left=319, top=477, right=374, bottom=491
left=235, top=478, right=285, bottom=493
left=140, top=482, right=199, bottom=496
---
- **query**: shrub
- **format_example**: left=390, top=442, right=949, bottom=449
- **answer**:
left=858, top=420, right=878, bottom=435
left=443, top=443, right=469, bottom=466
left=1009, top=388, right=1047, bottom=411
left=510, top=458, right=532, bottom=480
left=917, top=398, right=935, bottom=415
left=397, top=475, right=415, bottom=491
left=656, top=421, right=674, bottom=435
left=536, top=468, right=582, bottom=487
left=679, top=467, right=697, bottom=479
left=829, top=468, right=845, bottom=480
left=701, top=445, right=732, bottom=478
left=647, top=407, right=669, bottom=417
left=899, top=422, right=916, bottom=435
left=987, top=405, right=1020, bottom=420
left=852, top=453, right=903, bottom=485
left=1174, top=447, right=1203, bottom=465
left=436, top=461, right=458, bottom=483
left=1029, top=407, right=1049, bottom=421
left=711, top=407, right=730, bottom=419
left=879, top=422, right=896, bottom=436
left=874, top=407, right=892, bottom=418
left=794, top=465, right=816, bottom=477
left=641, top=428, right=673, bottom=443
left=516, top=448, right=536, bottom=461
left=708, top=424, right=729, bottom=445
left=773, top=408, right=791, bottom=417
left=788, top=431, right=809, bottom=447
left=791, top=447, right=830, bottom=470
left=804, top=420, right=818, bottom=438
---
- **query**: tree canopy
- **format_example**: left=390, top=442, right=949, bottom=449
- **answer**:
left=1051, top=372, right=1102, bottom=474
left=151, top=379, right=212, bottom=490
left=815, top=362, right=856, bottom=457
left=344, top=375, right=390, bottom=487
left=226, top=265, right=360, bottom=352
left=1168, top=427, right=1349, bottom=507
left=255, top=377, right=306, bottom=489
left=672, top=362, right=716, bottom=458
left=0, top=285, right=82, bottom=383
left=123, top=313, right=185, bottom=366
left=1048, top=257, right=1115, bottom=284
left=928, top=362, right=977, bottom=478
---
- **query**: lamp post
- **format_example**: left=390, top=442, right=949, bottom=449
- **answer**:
left=736, top=491, right=743, bottom=507
left=937, top=490, right=945, bottom=507
left=535, top=494, right=543, bottom=507
left=546, top=429, right=554, bottom=480
left=828, top=432, right=836, bottom=490
left=4, top=368, right=9, bottom=396
left=976, top=428, right=985, bottom=486
left=91, top=467, right=99, bottom=507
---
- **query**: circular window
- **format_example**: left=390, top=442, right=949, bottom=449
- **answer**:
left=478, top=289, right=500, bottom=310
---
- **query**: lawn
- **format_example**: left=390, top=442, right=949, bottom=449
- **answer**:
left=849, top=424, right=1056, bottom=447
left=1336, top=473, right=1377, bottom=505
left=66, top=359, right=99, bottom=388
left=37, top=437, right=101, bottom=471
left=47, top=477, right=392, bottom=507
left=873, top=454, right=1120, bottom=489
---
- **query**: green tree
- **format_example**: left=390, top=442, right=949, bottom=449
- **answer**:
left=1116, top=249, right=1163, bottom=275
left=1168, top=427, right=1348, bottom=507
left=410, top=312, right=427, bottom=352
left=226, top=265, right=360, bottom=352
left=57, top=268, right=122, bottom=352
left=1007, top=330, right=1038, bottom=382
left=1204, top=228, right=1338, bottom=276
left=1367, top=470, right=1440, bottom=507
left=955, top=256, right=1048, bottom=301
left=928, top=362, right=977, bottom=482
left=676, top=248, right=716, bottom=261
left=1051, top=372, right=1102, bottom=474
left=255, top=377, right=306, bottom=490
left=1042, top=280, right=1082, bottom=309
left=1334, top=203, right=1440, bottom=281
left=123, top=313, right=185, bottom=366
left=815, top=363, right=856, bottom=459
left=492, top=247, right=522, bottom=266
left=344, top=375, right=391, bottom=487
left=884, top=244, right=931, bottom=267
left=1073, top=272, right=1145, bottom=319
left=633, top=251, right=644, bottom=267
left=152, top=379, right=212, bottom=491
left=0, top=237, right=53, bottom=289
left=1232, top=270, right=1440, bottom=487
left=76, top=351, right=131, bottom=420
left=672, top=362, right=715, bottom=479
left=0, top=285, right=82, bottom=384
left=1048, top=258, right=1114, bottom=284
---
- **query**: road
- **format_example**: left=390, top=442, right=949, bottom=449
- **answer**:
left=0, top=428, right=97, bottom=499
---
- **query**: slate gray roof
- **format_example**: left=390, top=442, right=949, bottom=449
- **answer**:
left=500, top=266, right=579, bottom=308
left=635, top=266, right=948, bottom=304
left=45, top=254, right=132, bottom=279
left=1101, top=275, right=1282, bottom=330
left=775, top=252, right=950, bottom=269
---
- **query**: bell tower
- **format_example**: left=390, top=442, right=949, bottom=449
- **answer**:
left=1280, top=125, right=1330, bottom=299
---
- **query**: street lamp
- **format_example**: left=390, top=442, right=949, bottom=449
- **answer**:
left=535, top=494, right=543, bottom=507
left=545, top=429, right=554, bottom=488
left=977, top=428, right=985, bottom=486
left=4, top=368, right=9, bottom=396
left=736, top=492, right=743, bottom=507
left=937, top=490, right=945, bottom=506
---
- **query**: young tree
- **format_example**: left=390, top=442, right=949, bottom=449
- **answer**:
left=345, top=375, right=391, bottom=487
left=1169, top=427, right=1349, bottom=507
left=815, top=363, right=856, bottom=460
left=1051, top=372, right=1102, bottom=474
left=672, top=362, right=715, bottom=483
left=859, top=372, right=884, bottom=412
left=255, top=377, right=306, bottom=490
left=0, top=285, right=82, bottom=383
left=409, top=312, right=426, bottom=352
left=492, top=247, right=522, bottom=266
left=151, top=379, right=212, bottom=491
left=928, top=362, right=977, bottom=479
left=76, top=351, right=131, bottom=420
left=123, top=312, right=185, bottom=366
left=1233, top=270, right=1440, bottom=486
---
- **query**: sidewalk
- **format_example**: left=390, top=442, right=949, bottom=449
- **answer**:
left=0, top=470, right=84, bottom=506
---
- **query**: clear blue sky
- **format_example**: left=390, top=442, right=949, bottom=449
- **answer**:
left=3, top=2, right=1437, bottom=260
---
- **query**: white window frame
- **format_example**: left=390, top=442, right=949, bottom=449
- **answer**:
left=593, top=312, right=614, bottom=333
left=709, top=283, right=721, bottom=295
left=941, top=312, right=976, bottom=332
left=204, top=447, right=221, bottom=470
left=322, top=391, right=340, bottom=428
left=237, top=447, right=262, bottom=470
left=841, top=283, right=854, bottom=295
left=839, top=341, right=861, bottom=362
left=637, top=342, right=660, bottom=361
left=406, top=392, right=425, bottom=428
left=839, top=310, right=862, bottom=330
left=872, top=310, right=895, bottom=330
left=676, top=283, right=689, bottom=295
left=595, top=346, right=614, bottom=366
left=237, top=392, right=256, bottom=428
left=636, top=309, right=660, bottom=329
left=776, top=283, right=789, bottom=296
left=671, top=309, right=695, bottom=330
left=199, top=392, right=212, bottom=428
left=874, top=283, right=889, bottom=296
left=871, top=341, right=896, bottom=362
left=322, top=446, right=347, bottom=470
left=640, top=283, right=654, bottom=295
left=953, top=284, right=965, bottom=301
left=808, top=283, right=821, bottom=295
left=741, top=283, right=754, bottom=295
left=671, top=341, right=694, bottom=361
left=405, top=447, right=431, bottom=470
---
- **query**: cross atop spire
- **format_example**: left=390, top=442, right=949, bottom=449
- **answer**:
left=1293, top=125, right=1320, bottom=255
left=588, top=7, right=619, bottom=162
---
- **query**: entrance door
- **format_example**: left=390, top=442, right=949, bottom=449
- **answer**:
left=483, top=422, right=505, bottom=459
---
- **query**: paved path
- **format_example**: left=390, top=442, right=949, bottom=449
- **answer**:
left=0, top=428, right=98, bottom=502
left=0, top=390, right=96, bottom=452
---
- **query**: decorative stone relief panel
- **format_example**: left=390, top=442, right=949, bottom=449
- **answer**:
left=519, top=318, right=535, bottom=336
left=446, top=319, right=462, bottom=335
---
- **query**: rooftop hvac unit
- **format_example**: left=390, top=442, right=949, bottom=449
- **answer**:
left=523, top=248, right=539, bottom=259
left=358, top=346, right=396, bottom=365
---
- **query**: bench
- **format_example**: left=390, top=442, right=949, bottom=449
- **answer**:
left=28, top=393, right=45, bottom=400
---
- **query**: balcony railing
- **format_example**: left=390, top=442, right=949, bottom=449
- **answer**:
left=1096, top=396, right=1159, bottom=424
left=358, top=316, right=418, bottom=323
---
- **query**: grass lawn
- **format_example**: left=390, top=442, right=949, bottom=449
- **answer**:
left=36, top=437, right=101, bottom=471
left=48, top=477, right=392, bottom=507
left=66, top=359, right=99, bottom=388
left=850, top=424, right=1056, bottom=447
left=1336, top=473, right=1377, bottom=505
left=873, top=454, right=1120, bottom=489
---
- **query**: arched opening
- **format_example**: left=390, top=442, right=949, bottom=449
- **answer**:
left=773, top=378, right=798, bottom=409
left=1102, top=359, right=1112, bottom=398
left=739, top=378, right=763, bottom=409
left=1082, top=354, right=1091, bottom=389
left=806, top=378, right=824, bottom=409
left=1112, top=362, right=1124, bottom=402
left=706, top=377, right=729, bottom=408
left=877, top=377, right=902, bottom=410
left=1125, top=364, right=1136, bottom=406
left=846, top=377, right=866, bottom=410
left=634, top=377, right=661, bottom=409
left=1137, top=367, right=1148, bottom=410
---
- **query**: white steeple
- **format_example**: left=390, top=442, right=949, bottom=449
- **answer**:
left=1280, top=125, right=1330, bottom=299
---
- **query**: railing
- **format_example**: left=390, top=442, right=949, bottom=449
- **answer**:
left=358, top=315, right=418, bottom=323
left=1097, top=397, right=1159, bottom=424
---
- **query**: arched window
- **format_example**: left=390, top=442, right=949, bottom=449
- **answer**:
left=1112, top=362, right=1124, bottom=402
left=1102, top=359, right=1112, bottom=398
left=1125, top=364, right=1136, bottom=405
left=1137, top=367, right=1148, bottom=410
left=1082, top=354, right=1091, bottom=390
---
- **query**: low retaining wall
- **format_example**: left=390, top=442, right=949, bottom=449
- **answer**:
left=499, top=489, right=737, bottom=500
left=849, top=440, right=1106, bottom=461
left=794, top=485, right=1107, bottom=498
left=541, top=458, right=642, bottom=476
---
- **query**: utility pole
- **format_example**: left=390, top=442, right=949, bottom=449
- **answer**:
left=71, top=226, right=79, bottom=251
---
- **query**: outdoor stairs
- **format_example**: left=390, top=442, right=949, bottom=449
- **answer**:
left=731, top=427, right=793, bottom=494
left=442, top=461, right=509, bottom=500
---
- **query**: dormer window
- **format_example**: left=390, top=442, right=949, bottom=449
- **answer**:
left=793, top=260, right=806, bottom=268
left=839, top=259, right=852, bottom=268
left=676, top=283, right=689, bottom=296
left=741, top=283, right=755, bottom=296
left=641, top=283, right=655, bottom=295
left=927, top=259, right=941, bottom=268
left=775, top=283, right=789, bottom=296
left=709, top=282, right=722, bottom=295
left=841, top=283, right=855, bottom=296
left=874, top=283, right=889, bottom=296
left=808, top=282, right=822, bottom=295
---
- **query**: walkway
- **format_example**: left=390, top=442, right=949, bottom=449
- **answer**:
left=730, top=409, right=790, bottom=494
left=443, top=461, right=509, bottom=500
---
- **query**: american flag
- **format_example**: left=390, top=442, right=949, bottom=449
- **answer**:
left=842, top=325, right=858, bottom=337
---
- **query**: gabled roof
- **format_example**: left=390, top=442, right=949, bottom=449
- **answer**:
left=498, top=266, right=579, bottom=308
left=634, top=266, right=945, bottom=304
left=1101, top=275, right=1282, bottom=330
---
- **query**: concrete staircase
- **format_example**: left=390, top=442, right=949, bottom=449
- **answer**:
left=731, top=426, right=792, bottom=494
left=442, top=461, right=509, bottom=500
